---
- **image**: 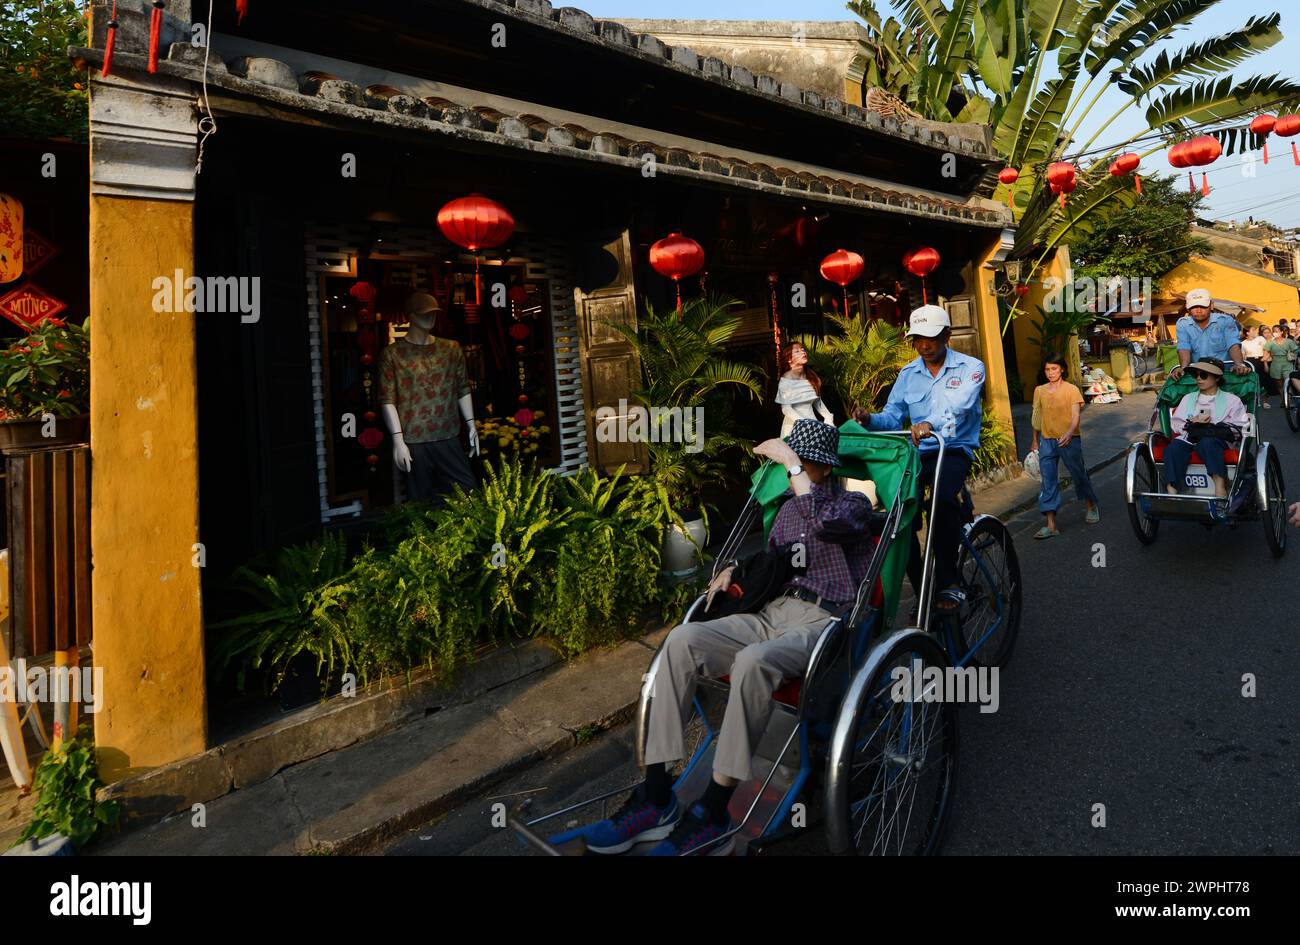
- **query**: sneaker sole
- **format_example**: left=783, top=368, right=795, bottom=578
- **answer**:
left=587, top=817, right=680, bottom=855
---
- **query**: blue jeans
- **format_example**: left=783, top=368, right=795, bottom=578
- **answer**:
left=1038, top=436, right=1098, bottom=514
left=1163, top=436, right=1228, bottom=485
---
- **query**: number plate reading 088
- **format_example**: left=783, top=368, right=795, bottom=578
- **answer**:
left=1184, top=474, right=1209, bottom=488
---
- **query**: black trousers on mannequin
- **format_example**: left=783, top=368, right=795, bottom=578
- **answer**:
left=906, top=449, right=973, bottom=599
left=406, top=438, right=476, bottom=503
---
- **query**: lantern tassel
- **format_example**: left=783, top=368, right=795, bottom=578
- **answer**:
left=675, top=280, right=682, bottom=316
left=147, top=1, right=164, bottom=74
left=1134, top=173, right=1142, bottom=195
left=1058, top=191, right=1066, bottom=209
left=237, top=0, right=249, bottom=24
left=1263, top=142, right=1270, bottom=165
left=101, top=3, right=119, bottom=77
left=921, top=282, right=928, bottom=305
left=1188, top=171, right=1195, bottom=194
left=843, top=287, right=850, bottom=318
left=1201, top=172, right=1210, bottom=196
left=474, top=256, right=482, bottom=306
left=1293, top=141, right=1299, bottom=166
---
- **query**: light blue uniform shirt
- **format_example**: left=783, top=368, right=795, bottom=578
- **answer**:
left=867, top=348, right=985, bottom=455
left=1175, top=312, right=1242, bottom=363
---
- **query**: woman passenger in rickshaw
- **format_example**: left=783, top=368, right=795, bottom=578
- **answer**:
left=1162, top=358, right=1248, bottom=498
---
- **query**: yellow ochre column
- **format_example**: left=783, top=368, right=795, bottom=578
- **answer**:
left=88, top=64, right=206, bottom=780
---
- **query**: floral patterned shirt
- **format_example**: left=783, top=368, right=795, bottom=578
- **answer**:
left=377, top=337, right=470, bottom=443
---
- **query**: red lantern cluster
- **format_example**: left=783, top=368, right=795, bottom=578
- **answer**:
left=819, top=249, right=864, bottom=314
left=1046, top=162, right=1077, bottom=208
left=903, top=246, right=940, bottom=304
left=1169, top=136, right=1221, bottom=194
left=649, top=232, right=705, bottom=313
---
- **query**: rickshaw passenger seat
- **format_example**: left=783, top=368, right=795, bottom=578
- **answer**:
left=1150, top=434, right=1240, bottom=466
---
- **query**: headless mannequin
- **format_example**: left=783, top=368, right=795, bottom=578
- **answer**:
left=380, top=304, right=479, bottom=501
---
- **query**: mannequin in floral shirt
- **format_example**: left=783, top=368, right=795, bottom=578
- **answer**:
left=379, top=292, right=479, bottom=502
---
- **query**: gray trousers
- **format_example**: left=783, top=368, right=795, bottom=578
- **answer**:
left=406, top=438, right=476, bottom=503
left=644, top=596, right=830, bottom=782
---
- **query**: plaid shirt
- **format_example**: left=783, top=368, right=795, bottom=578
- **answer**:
left=768, top=480, right=875, bottom=604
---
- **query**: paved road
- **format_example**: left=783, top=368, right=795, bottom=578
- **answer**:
left=387, top=406, right=1300, bottom=856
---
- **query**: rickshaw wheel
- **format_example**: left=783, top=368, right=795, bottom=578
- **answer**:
left=1287, top=385, right=1300, bottom=433
left=825, top=631, right=956, bottom=856
left=1127, top=445, right=1159, bottom=544
left=952, top=516, right=1021, bottom=669
left=1260, top=445, right=1287, bottom=557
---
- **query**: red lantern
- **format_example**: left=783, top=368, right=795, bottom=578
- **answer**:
left=1185, top=135, right=1222, bottom=167
left=1251, top=114, right=1276, bottom=163
left=508, top=284, right=529, bottom=305
left=508, top=321, right=530, bottom=341
left=819, top=249, right=864, bottom=315
left=514, top=408, right=535, bottom=427
left=438, top=194, right=515, bottom=306
left=1014, top=284, right=1029, bottom=298
left=358, top=427, right=384, bottom=450
left=997, top=167, right=1020, bottom=209
left=649, top=232, right=705, bottom=314
left=349, top=281, right=377, bottom=305
left=1276, top=114, right=1300, bottom=165
left=1115, top=153, right=1140, bottom=173
left=1167, top=142, right=1191, bottom=168
left=1046, top=162, right=1077, bottom=209
left=903, top=246, right=940, bottom=304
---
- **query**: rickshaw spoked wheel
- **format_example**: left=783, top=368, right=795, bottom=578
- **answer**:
left=825, top=632, right=956, bottom=856
left=1127, top=445, right=1159, bottom=544
left=1260, top=445, right=1287, bottom=558
left=952, top=516, right=1022, bottom=669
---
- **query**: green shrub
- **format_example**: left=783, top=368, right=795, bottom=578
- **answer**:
left=18, top=730, right=119, bottom=850
left=209, top=532, right=355, bottom=692
left=973, top=414, right=1015, bottom=477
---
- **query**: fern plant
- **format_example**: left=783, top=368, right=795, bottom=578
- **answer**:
left=209, top=531, right=356, bottom=694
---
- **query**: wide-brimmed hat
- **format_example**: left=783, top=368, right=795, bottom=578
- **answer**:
left=785, top=419, right=840, bottom=466
left=1188, top=358, right=1224, bottom=377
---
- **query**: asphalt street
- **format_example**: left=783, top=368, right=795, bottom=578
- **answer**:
left=387, top=406, right=1300, bottom=856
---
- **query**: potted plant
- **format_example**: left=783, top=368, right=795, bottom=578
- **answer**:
left=0, top=318, right=89, bottom=448
left=610, top=295, right=764, bottom=576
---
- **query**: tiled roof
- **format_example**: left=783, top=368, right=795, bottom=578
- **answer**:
left=455, top=0, right=998, bottom=161
left=73, top=41, right=1010, bottom=228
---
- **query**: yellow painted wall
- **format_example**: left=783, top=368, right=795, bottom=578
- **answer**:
left=964, top=241, right=1013, bottom=429
left=1163, top=257, right=1300, bottom=327
left=90, top=195, right=207, bottom=781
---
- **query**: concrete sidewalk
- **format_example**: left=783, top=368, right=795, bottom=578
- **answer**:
left=88, top=393, right=1159, bottom=856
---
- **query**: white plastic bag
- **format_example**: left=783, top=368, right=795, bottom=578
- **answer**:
left=1023, top=449, right=1041, bottom=480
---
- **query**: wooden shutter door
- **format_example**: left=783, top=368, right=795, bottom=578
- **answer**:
left=573, top=230, right=649, bottom=475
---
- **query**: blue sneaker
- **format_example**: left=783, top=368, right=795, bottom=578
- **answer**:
left=554, top=788, right=681, bottom=855
left=646, top=802, right=735, bottom=856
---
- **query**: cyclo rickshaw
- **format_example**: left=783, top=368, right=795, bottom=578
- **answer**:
left=1125, top=369, right=1287, bottom=556
left=1283, top=369, right=1300, bottom=434
left=510, top=422, right=1022, bottom=856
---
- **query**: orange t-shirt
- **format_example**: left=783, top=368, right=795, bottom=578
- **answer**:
left=1032, top=382, right=1084, bottom=440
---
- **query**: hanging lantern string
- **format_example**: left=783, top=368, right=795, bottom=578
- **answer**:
left=101, top=1, right=119, bottom=77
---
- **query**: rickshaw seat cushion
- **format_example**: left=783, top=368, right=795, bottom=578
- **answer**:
left=716, top=675, right=803, bottom=707
left=1150, top=433, right=1239, bottom=466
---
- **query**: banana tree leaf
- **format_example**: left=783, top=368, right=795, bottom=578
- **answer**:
left=1145, top=73, right=1300, bottom=130
left=1117, top=14, right=1283, bottom=99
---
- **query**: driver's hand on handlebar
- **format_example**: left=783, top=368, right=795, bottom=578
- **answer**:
left=705, top=565, right=736, bottom=609
left=1289, top=502, right=1300, bottom=528
left=910, top=421, right=934, bottom=446
left=1169, top=365, right=1184, bottom=381
left=852, top=405, right=871, bottom=425
left=1231, top=360, right=1252, bottom=375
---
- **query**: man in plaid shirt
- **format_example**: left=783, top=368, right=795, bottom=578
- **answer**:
left=566, top=420, right=874, bottom=856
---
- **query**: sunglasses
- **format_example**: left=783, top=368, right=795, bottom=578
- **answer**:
left=1187, top=369, right=1220, bottom=380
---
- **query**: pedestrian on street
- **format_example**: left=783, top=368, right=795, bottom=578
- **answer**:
left=1241, top=324, right=1270, bottom=404
left=1264, top=325, right=1296, bottom=408
left=1030, top=354, right=1099, bottom=538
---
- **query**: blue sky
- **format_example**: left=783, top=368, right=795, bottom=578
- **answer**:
left=587, top=0, right=1300, bottom=229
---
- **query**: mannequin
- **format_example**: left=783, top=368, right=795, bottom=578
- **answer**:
left=379, top=291, right=480, bottom=503
left=776, top=342, right=833, bottom=437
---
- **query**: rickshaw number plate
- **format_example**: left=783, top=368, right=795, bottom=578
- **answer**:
left=1184, top=474, right=1209, bottom=488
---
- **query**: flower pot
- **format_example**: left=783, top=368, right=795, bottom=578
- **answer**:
left=0, top=414, right=88, bottom=450
left=661, top=516, right=708, bottom=577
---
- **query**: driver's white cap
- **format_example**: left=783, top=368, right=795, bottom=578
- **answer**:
left=1185, top=288, right=1212, bottom=308
left=906, top=304, right=951, bottom=338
